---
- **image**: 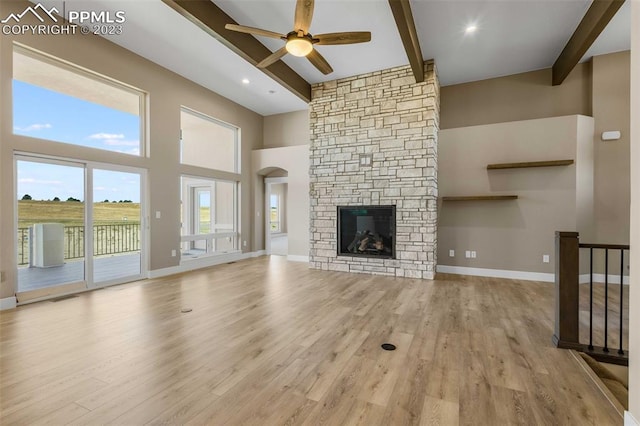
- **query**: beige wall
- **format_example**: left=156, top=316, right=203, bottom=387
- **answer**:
left=628, top=0, right=639, bottom=420
left=440, top=52, right=630, bottom=277
left=252, top=145, right=309, bottom=258
left=438, top=115, right=594, bottom=274
left=263, top=110, right=310, bottom=148
left=0, top=1, right=263, bottom=299
left=440, top=63, right=592, bottom=130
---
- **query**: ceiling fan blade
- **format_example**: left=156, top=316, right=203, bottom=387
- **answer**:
left=314, top=32, right=371, bottom=45
left=225, top=24, right=284, bottom=39
left=257, top=46, right=289, bottom=68
left=307, top=48, right=333, bottom=75
left=294, top=0, right=314, bottom=34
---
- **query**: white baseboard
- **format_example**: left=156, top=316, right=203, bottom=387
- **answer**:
left=436, top=265, right=555, bottom=282
left=251, top=250, right=266, bottom=257
left=0, top=296, right=17, bottom=310
left=149, top=250, right=266, bottom=279
left=625, top=411, right=640, bottom=426
left=287, top=255, right=309, bottom=262
left=435, top=266, right=632, bottom=284
left=579, top=273, right=630, bottom=285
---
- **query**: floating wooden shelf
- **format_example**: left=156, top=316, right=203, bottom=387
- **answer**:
left=486, top=159, right=574, bottom=170
left=442, top=195, right=518, bottom=201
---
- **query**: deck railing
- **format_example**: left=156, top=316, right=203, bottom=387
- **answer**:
left=553, top=231, right=629, bottom=365
left=17, top=223, right=141, bottom=266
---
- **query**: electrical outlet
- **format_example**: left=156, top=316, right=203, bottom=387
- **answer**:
left=171, top=249, right=176, bottom=257
left=243, top=240, right=247, bottom=247
left=471, top=251, right=477, bottom=259
left=543, top=254, right=550, bottom=263
left=155, top=211, right=161, bottom=219
left=449, top=249, right=455, bottom=257
left=465, top=250, right=471, bottom=258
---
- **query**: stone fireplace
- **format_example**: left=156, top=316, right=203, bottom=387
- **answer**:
left=309, top=61, right=439, bottom=279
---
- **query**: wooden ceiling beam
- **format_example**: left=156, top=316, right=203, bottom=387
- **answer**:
left=552, top=0, right=625, bottom=86
left=388, top=0, right=424, bottom=83
left=161, top=0, right=311, bottom=102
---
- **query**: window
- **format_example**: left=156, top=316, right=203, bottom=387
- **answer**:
left=270, top=194, right=280, bottom=232
left=12, top=45, right=144, bottom=156
left=179, top=107, right=240, bottom=259
left=180, top=108, right=239, bottom=173
left=180, top=176, right=238, bottom=259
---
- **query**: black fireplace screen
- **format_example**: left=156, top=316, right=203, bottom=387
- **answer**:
left=337, top=205, right=396, bottom=259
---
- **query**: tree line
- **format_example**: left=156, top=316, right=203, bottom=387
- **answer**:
left=20, top=194, right=134, bottom=203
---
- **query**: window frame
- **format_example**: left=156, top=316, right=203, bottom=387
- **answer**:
left=179, top=106, right=240, bottom=174
left=12, top=43, right=147, bottom=157
left=180, top=175, right=239, bottom=259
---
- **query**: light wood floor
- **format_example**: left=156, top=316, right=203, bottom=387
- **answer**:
left=0, top=256, right=621, bottom=425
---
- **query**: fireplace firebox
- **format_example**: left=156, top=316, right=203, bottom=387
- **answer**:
left=337, top=205, right=396, bottom=259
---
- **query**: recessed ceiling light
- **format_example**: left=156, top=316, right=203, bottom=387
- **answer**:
left=465, top=25, right=477, bottom=34
left=242, top=78, right=250, bottom=84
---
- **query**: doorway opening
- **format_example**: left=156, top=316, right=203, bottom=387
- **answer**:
left=264, top=173, right=288, bottom=257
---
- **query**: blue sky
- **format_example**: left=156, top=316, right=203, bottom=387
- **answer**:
left=17, top=161, right=140, bottom=203
left=14, top=80, right=141, bottom=202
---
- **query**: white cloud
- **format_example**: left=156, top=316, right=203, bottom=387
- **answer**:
left=89, top=133, right=125, bottom=140
left=18, top=178, right=62, bottom=185
left=103, top=139, right=139, bottom=147
left=14, top=123, right=52, bottom=132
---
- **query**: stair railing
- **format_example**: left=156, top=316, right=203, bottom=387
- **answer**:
left=553, top=231, right=629, bottom=365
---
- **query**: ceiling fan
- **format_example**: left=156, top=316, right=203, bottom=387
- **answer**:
left=225, top=0, right=371, bottom=75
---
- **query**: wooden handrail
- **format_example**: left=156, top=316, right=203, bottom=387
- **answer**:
left=554, top=231, right=629, bottom=366
left=579, top=243, right=630, bottom=250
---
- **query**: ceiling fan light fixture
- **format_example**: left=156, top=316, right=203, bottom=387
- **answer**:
left=465, top=24, right=477, bottom=34
left=286, top=38, right=313, bottom=57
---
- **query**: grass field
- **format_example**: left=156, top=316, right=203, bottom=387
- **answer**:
left=18, top=200, right=141, bottom=227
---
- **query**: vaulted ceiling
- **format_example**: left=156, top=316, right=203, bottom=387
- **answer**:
left=38, top=0, right=630, bottom=116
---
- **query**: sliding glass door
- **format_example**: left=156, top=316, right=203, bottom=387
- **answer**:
left=91, top=168, right=143, bottom=286
left=16, top=158, right=86, bottom=294
left=16, top=155, right=146, bottom=299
